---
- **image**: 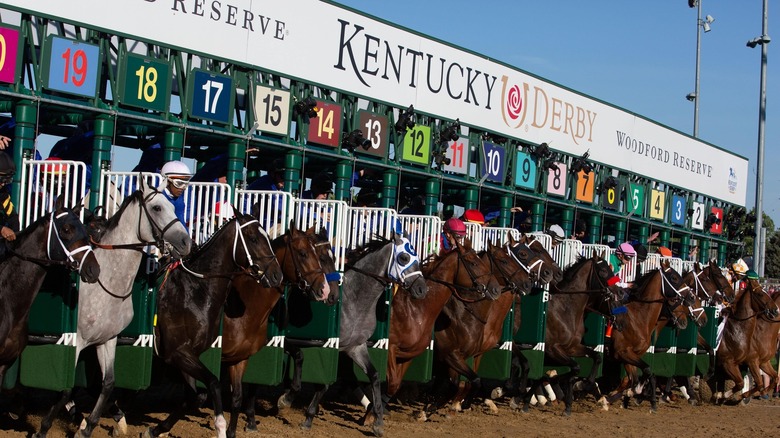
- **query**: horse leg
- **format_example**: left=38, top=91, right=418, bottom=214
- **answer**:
left=508, top=344, right=531, bottom=411
left=146, top=354, right=226, bottom=438
left=346, top=345, right=384, bottom=437
left=745, top=359, right=764, bottom=401
left=226, top=361, right=246, bottom=438
left=640, top=363, right=657, bottom=412
left=443, top=354, right=481, bottom=414
left=34, top=388, right=73, bottom=438
left=242, top=382, right=259, bottom=432
left=719, top=361, right=744, bottom=401
left=278, top=345, right=303, bottom=410
left=759, top=361, right=778, bottom=398
left=77, top=340, right=118, bottom=437
left=300, top=383, right=329, bottom=431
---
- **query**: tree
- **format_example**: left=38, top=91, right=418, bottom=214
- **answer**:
left=764, top=231, right=780, bottom=278
left=724, top=208, right=775, bottom=264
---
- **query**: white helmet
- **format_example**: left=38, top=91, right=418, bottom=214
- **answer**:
left=160, top=160, right=192, bottom=178
left=547, top=224, right=565, bottom=241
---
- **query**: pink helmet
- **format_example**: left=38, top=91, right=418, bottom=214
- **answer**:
left=444, top=217, right=466, bottom=236
left=617, top=242, right=636, bottom=258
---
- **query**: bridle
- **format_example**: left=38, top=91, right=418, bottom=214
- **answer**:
left=7, top=210, right=93, bottom=272
left=485, top=242, right=536, bottom=294
left=427, top=246, right=493, bottom=301
left=282, top=229, right=328, bottom=293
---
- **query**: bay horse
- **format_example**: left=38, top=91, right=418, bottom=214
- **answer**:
left=748, top=288, right=780, bottom=398
left=514, top=253, right=616, bottom=416
left=711, top=277, right=779, bottom=403
left=600, top=260, right=689, bottom=412
left=371, top=234, right=536, bottom=424
left=221, top=226, right=336, bottom=438
left=280, top=231, right=428, bottom=437
left=0, top=198, right=100, bottom=390
left=35, top=184, right=191, bottom=438
left=144, top=214, right=286, bottom=438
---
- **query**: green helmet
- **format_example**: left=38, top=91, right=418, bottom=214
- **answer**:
left=745, top=270, right=760, bottom=280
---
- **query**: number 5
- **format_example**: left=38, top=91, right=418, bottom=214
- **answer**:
left=632, top=188, right=639, bottom=209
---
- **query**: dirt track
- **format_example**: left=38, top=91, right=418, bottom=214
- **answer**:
left=2, top=382, right=780, bottom=438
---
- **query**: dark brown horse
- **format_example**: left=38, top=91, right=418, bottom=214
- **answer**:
left=143, top=215, right=286, bottom=438
left=521, top=253, right=616, bottom=416
left=712, top=278, right=779, bottom=403
left=601, top=260, right=689, bottom=412
left=0, top=200, right=100, bottom=388
left=222, top=227, right=337, bottom=437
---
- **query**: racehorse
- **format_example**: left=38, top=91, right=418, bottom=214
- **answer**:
left=143, top=214, right=285, bottom=438
left=711, top=277, right=779, bottom=403
left=279, top=231, right=427, bottom=437
left=369, top=234, right=536, bottom=425
left=221, top=226, right=335, bottom=438
left=600, top=260, right=689, bottom=412
left=35, top=184, right=191, bottom=438
left=0, top=198, right=100, bottom=390
left=514, top=253, right=616, bottom=416
left=748, top=287, right=780, bottom=398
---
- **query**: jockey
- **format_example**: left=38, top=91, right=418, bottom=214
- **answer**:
left=0, top=152, right=19, bottom=251
left=610, top=242, right=636, bottom=275
left=440, top=217, right=466, bottom=255
left=729, top=258, right=749, bottom=292
left=159, top=160, right=192, bottom=226
left=546, top=224, right=565, bottom=248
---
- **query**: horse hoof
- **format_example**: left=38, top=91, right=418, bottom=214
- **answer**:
left=244, top=421, right=258, bottom=433
left=412, top=411, right=427, bottom=422
left=115, top=415, right=128, bottom=436
left=299, top=420, right=312, bottom=431
left=372, top=424, right=385, bottom=437
left=141, top=427, right=155, bottom=438
left=741, top=397, right=751, bottom=406
left=277, top=394, right=292, bottom=410
left=509, top=397, right=520, bottom=411
left=490, top=387, right=503, bottom=399
left=451, top=401, right=462, bottom=412
left=484, top=399, right=498, bottom=414
left=361, top=411, right=376, bottom=427
left=561, top=410, right=571, bottom=417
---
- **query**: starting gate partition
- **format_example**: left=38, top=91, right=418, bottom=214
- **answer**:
left=512, top=232, right=552, bottom=380
left=18, top=160, right=88, bottom=390
left=345, top=206, right=398, bottom=383
left=653, top=256, right=697, bottom=378
left=99, top=171, right=163, bottom=218
left=396, top=214, right=441, bottom=383
left=284, top=198, right=350, bottom=386
left=481, top=226, right=521, bottom=248
left=183, top=182, right=232, bottom=246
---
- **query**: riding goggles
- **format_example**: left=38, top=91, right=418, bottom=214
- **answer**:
left=168, top=177, right=191, bottom=189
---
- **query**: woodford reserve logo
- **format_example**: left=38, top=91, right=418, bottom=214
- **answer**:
left=500, top=76, right=597, bottom=146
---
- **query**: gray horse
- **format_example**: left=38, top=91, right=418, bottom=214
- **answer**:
left=279, top=231, right=427, bottom=437
left=35, top=182, right=191, bottom=438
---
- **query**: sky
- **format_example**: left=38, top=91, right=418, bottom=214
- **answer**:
left=331, top=0, right=779, bottom=226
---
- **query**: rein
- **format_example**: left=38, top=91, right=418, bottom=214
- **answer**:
left=6, top=211, right=93, bottom=272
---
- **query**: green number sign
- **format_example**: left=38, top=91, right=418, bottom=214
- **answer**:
left=401, top=125, right=431, bottom=165
left=627, top=183, right=645, bottom=216
left=119, top=54, right=171, bottom=112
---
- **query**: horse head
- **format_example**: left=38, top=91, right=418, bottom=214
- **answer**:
left=309, top=226, right=340, bottom=306
left=451, top=237, right=501, bottom=300
left=521, top=233, right=563, bottom=285
left=658, top=260, right=690, bottom=304
left=278, top=222, right=330, bottom=302
left=707, top=259, right=736, bottom=305
left=83, top=206, right=109, bottom=243
left=746, top=278, right=780, bottom=320
left=49, top=197, right=100, bottom=283
left=231, top=213, right=283, bottom=288
left=137, top=182, right=192, bottom=259
left=680, top=264, right=708, bottom=327
left=485, top=236, right=535, bottom=294
left=388, top=230, right=427, bottom=299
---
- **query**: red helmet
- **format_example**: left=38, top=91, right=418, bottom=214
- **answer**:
left=444, top=217, right=466, bottom=236
left=462, top=209, right=485, bottom=224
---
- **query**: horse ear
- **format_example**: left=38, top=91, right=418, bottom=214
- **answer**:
left=288, top=219, right=297, bottom=233
left=508, top=231, right=517, bottom=244
left=694, top=262, right=702, bottom=272
left=305, top=225, right=316, bottom=235
left=54, top=194, right=65, bottom=212
left=138, top=172, right=148, bottom=192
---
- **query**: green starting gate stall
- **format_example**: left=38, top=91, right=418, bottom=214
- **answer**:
left=396, top=214, right=441, bottom=383
left=18, top=159, right=87, bottom=391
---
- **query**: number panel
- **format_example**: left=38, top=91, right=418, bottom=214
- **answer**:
left=119, top=54, right=171, bottom=112
left=254, top=85, right=290, bottom=136
left=442, top=136, right=469, bottom=175
left=307, top=100, right=343, bottom=147
left=481, top=142, right=506, bottom=183
left=44, top=36, right=101, bottom=98
left=575, top=170, right=595, bottom=203
left=650, top=189, right=665, bottom=220
left=0, top=25, right=21, bottom=84
left=514, top=151, right=537, bottom=190
left=626, top=183, right=645, bottom=216
left=356, top=110, right=388, bottom=157
left=602, top=179, right=622, bottom=210
left=691, top=201, right=705, bottom=230
left=710, top=207, right=724, bottom=234
left=401, top=125, right=431, bottom=165
left=546, top=162, right=567, bottom=197
left=187, top=68, right=234, bottom=124
left=671, top=195, right=686, bottom=226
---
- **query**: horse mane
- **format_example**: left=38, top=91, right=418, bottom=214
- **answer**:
left=102, top=190, right=144, bottom=233
left=633, top=268, right=660, bottom=290
left=0, top=211, right=54, bottom=263
left=183, top=215, right=241, bottom=261
left=346, top=236, right=391, bottom=266
left=560, top=256, right=591, bottom=282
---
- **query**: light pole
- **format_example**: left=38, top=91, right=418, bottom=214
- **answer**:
left=748, top=0, right=770, bottom=276
left=688, top=1, right=714, bottom=138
